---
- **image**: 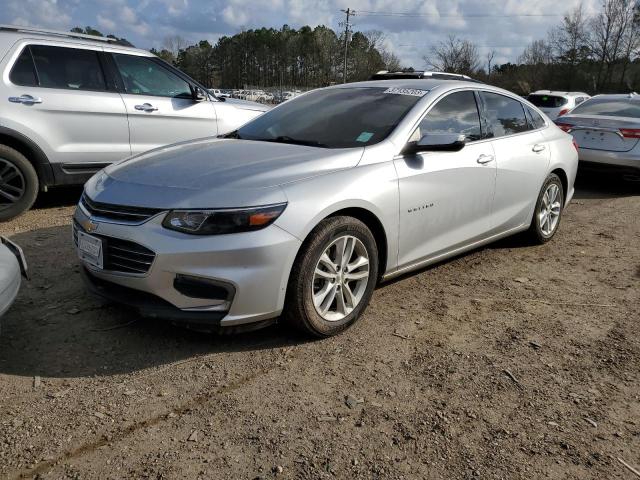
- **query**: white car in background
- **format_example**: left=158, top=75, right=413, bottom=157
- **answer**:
left=208, top=89, right=230, bottom=98
left=528, top=91, right=591, bottom=120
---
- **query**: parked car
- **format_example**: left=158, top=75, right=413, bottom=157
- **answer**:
left=208, top=88, right=231, bottom=98
left=0, top=25, right=269, bottom=221
left=527, top=90, right=590, bottom=120
left=74, top=79, right=577, bottom=337
left=0, top=237, right=27, bottom=320
left=555, top=93, right=640, bottom=176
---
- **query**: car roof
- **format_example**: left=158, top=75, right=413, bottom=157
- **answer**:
left=531, top=90, right=590, bottom=97
left=0, top=25, right=150, bottom=56
left=330, top=78, right=489, bottom=92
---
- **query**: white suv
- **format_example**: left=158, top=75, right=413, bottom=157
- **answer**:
left=527, top=90, right=591, bottom=120
left=0, top=25, right=269, bottom=220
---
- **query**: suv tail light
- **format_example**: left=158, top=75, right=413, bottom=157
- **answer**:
left=619, top=128, right=640, bottom=139
left=558, top=108, right=569, bottom=117
left=555, top=122, right=572, bottom=132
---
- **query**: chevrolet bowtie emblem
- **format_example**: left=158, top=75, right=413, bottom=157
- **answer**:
left=81, top=218, right=98, bottom=233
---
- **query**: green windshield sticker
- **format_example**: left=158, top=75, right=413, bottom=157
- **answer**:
left=383, top=87, right=428, bottom=97
left=356, top=132, right=374, bottom=142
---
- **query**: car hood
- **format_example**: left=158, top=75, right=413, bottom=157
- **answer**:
left=87, top=138, right=363, bottom=209
left=223, top=98, right=271, bottom=112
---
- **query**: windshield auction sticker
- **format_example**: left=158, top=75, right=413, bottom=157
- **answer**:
left=383, top=87, right=429, bottom=97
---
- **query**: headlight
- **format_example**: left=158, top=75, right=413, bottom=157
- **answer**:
left=162, top=203, right=287, bottom=235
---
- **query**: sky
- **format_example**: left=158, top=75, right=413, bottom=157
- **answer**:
left=2, top=0, right=601, bottom=69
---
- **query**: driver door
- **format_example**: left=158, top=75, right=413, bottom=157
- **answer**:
left=108, top=52, right=218, bottom=155
left=394, top=90, right=497, bottom=268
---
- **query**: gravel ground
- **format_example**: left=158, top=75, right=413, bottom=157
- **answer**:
left=0, top=171, right=638, bottom=480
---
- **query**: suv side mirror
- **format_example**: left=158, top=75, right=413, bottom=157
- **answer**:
left=403, top=133, right=466, bottom=154
left=193, top=87, right=208, bottom=102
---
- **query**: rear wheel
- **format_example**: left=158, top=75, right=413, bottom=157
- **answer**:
left=284, top=216, right=379, bottom=337
left=527, top=173, right=564, bottom=244
left=0, top=145, right=38, bottom=222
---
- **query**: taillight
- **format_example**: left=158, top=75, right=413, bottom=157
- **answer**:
left=555, top=122, right=572, bottom=132
left=619, top=128, right=640, bottom=139
left=572, top=139, right=579, bottom=151
left=558, top=108, right=569, bottom=117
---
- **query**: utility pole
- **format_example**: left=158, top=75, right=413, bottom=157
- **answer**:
left=340, top=8, right=354, bottom=83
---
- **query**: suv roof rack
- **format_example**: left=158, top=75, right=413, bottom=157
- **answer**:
left=0, top=24, right=117, bottom=43
left=369, top=70, right=482, bottom=83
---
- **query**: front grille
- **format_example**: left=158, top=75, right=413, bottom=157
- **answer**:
left=80, top=194, right=163, bottom=224
left=73, top=222, right=156, bottom=275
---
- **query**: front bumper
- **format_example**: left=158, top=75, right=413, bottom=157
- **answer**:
left=73, top=206, right=301, bottom=327
left=578, top=147, right=640, bottom=170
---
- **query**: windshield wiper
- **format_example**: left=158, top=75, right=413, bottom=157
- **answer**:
left=259, top=136, right=329, bottom=148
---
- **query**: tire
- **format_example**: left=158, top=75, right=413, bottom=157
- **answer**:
left=527, top=173, right=564, bottom=244
left=0, top=145, right=39, bottom=222
left=284, top=216, right=379, bottom=337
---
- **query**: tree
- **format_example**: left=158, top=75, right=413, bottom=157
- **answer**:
left=70, top=26, right=133, bottom=47
left=425, top=35, right=480, bottom=76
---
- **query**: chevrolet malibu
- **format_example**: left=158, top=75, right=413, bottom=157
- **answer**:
left=73, top=79, right=578, bottom=337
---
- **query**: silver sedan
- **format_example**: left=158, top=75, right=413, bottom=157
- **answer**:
left=0, top=237, right=27, bottom=319
left=74, top=79, right=578, bottom=337
left=555, top=93, right=640, bottom=176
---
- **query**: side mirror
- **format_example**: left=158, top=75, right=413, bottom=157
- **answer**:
left=403, top=133, right=466, bottom=154
left=193, top=87, right=208, bottom=102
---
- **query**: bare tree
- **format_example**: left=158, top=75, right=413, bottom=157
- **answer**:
left=162, top=35, right=188, bottom=59
left=486, top=50, right=496, bottom=77
left=424, top=35, right=481, bottom=76
left=550, top=4, right=590, bottom=67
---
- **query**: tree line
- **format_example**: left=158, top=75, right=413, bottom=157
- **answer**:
left=426, top=0, right=640, bottom=94
left=151, top=26, right=401, bottom=89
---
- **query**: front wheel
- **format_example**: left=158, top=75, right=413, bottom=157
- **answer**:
left=284, top=216, right=379, bottom=337
left=0, top=145, right=39, bottom=222
left=527, top=173, right=564, bottom=244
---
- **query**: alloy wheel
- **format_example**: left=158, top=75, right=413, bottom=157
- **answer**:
left=0, top=159, right=26, bottom=211
left=312, top=235, right=370, bottom=322
left=538, top=183, right=561, bottom=237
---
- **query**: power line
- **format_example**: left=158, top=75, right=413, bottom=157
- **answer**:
left=356, top=10, right=562, bottom=18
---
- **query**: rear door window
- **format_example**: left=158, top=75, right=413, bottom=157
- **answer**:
left=9, top=47, right=38, bottom=86
left=528, top=94, right=568, bottom=108
left=415, top=90, right=482, bottom=142
left=29, top=45, right=107, bottom=91
left=481, top=92, right=529, bottom=138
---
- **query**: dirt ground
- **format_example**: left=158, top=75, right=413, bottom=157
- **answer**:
left=0, top=171, right=638, bottom=480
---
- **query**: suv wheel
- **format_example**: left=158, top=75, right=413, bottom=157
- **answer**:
left=0, top=145, right=38, bottom=222
left=284, top=216, right=379, bottom=337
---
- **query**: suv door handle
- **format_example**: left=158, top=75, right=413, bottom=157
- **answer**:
left=477, top=154, right=495, bottom=164
left=9, top=94, right=43, bottom=105
left=532, top=144, right=546, bottom=153
left=134, top=103, right=158, bottom=112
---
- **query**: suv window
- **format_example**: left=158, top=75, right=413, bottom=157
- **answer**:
left=29, top=45, right=107, bottom=91
left=9, top=48, right=38, bottom=86
left=482, top=92, right=528, bottom=138
left=525, top=106, right=546, bottom=130
left=575, top=96, right=586, bottom=105
left=527, top=94, right=568, bottom=108
left=413, top=90, right=482, bottom=142
left=112, top=54, right=192, bottom=98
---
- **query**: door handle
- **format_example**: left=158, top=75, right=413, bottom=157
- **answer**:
left=532, top=144, right=546, bottom=153
left=134, top=103, right=158, bottom=112
left=477, top=154, right=495, bottom=164
left=8, top=94, right=43, bottom=105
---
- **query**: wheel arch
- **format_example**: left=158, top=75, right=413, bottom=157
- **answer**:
left=0, top=127, right=54, bottom=189
left=550, top=167, right=568, bottom=206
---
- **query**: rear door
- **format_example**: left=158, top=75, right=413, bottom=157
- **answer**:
left=5, top=42, right=130, bottom=174
left=480, top=92, right=550, bottom=232
left=395, top=90, right=497, bottom=267
left=107, top=52, right=218, bottom=155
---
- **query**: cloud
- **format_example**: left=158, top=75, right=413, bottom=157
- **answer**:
left=0, top=0, right=605, bottom=69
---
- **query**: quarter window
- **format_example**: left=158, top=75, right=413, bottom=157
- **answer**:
left=482, top=92, right=529, bottom=138
left=29, top=45, right=107, bottom=91
left=414, top=91, right=482, bottom=142
left=112, top=54, right=192, bottom=98
left=9, top=48, right=38, bottom=87
left=526, top=106, right=546, bottom=130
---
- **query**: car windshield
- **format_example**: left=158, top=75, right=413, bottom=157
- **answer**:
left=528, top=94, right=568, bottom=108
left=569, top=97, right=640, bottom=118
left=235, top=87, right=426, bottom=148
